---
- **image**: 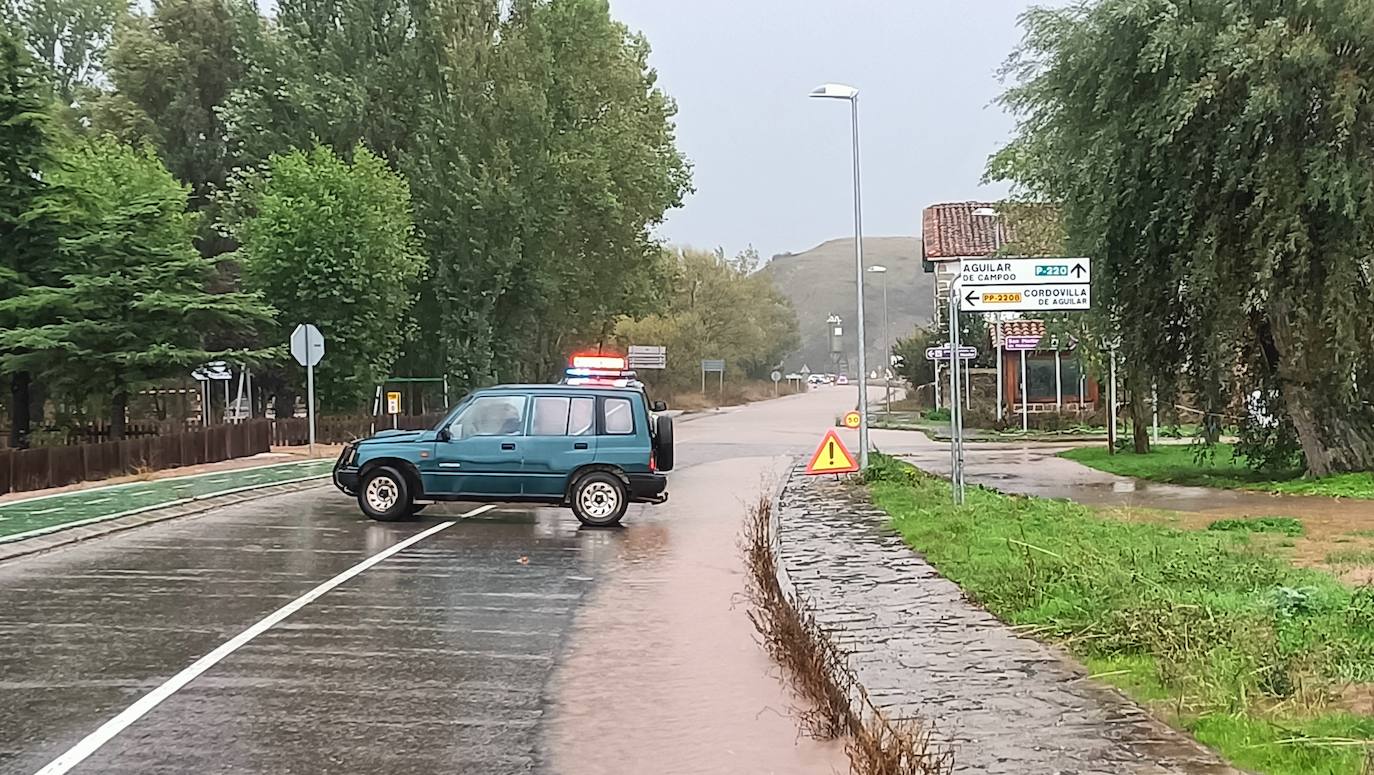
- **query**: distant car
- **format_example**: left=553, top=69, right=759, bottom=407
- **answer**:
left=806, top=374, right=826, bottom=385
left=836, top=375, right=850, bottom=385
left=333, top=382, right=672, bottom=527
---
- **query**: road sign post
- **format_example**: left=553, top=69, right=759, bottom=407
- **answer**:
left=290, top=324, right=325, bottom=455
left=628, top=345, right=667, bottom=370
left=701, top=359, right=725, bottom=395
left=770, top=369, right=782, bottom=396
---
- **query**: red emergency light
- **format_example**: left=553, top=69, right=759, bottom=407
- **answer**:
left=570, top=354, right=627, bottom=370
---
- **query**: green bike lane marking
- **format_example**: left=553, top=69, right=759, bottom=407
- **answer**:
left=0, top=459, right=335, bottom=541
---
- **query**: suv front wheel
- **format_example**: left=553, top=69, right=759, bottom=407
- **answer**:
left=359, top=465, right=413, bottom=521
left=570, top=471, right=628, bottom=527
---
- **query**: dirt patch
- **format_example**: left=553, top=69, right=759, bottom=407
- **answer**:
left=1091, top=503, right=1374, bottom=583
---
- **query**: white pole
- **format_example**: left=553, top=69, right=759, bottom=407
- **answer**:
left=996, top=319, right=1003, bottom=421
left=306, top=327, right=317, bottom=456
left=883, top=272, right=891, bottom=413
left=1152, top=382, right=1159, bottom=445
left=1108, top=348, right=1118, bottom=453
left=849, top=97, right=870, bottom=470
left=233, top=368, right=246, bottom=423
left=964, top=356, right=971, bottom=406
left=245, top=368, right=253, bottom=418
left=1019, top=349, right=1028, bottom=432
left=1055, top=349, right=1062, bottom=411
left=948, top=289, right=963, bottom=503
left=222, top=379, right=230, bottom=422
left=934, top=362, right=941, bottom=409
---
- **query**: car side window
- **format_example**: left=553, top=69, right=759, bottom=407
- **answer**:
left=450, top=395, right=527, bottom=438
left=602, top=397, right=634, bottom=435
left=531, top=397, right=571, bottom=436
left=569, top=397, right=595, bottom=436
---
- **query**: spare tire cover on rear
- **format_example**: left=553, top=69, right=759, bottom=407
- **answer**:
left=654, top=413, right=675, bottom=471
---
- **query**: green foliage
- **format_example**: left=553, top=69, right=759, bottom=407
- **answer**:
left=891, top=326, right=938, bottom=389
left=990, top=0, right=1374, bottom=476
left=613, top=247, right=798, bottom=393
left=225, top=144, right=423, bottom=411
left=224, top=0, right=690, bottom=388
left=5, top=0, right=124, bottom=106
left=1207, top=517, right=1304, bottom=538
left=1062, top=444, right=1374, bottom=499
left=99, top=0, right=259, bottom=213
left=869, top=454, right=1374, bottom=774
left=0, top=136, right=273, bottom=406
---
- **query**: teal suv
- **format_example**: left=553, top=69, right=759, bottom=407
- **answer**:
left=333, top=384, right=672, bottom=526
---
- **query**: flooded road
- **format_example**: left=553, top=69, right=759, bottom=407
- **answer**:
left=880, top=432, right=1374, bottom=522
left=0, top=387, right=864, bottom=775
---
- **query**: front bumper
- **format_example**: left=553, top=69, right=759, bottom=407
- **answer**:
left=333, top=444, right=359, bottom=495
left=627, top=472, right=668, bottom=504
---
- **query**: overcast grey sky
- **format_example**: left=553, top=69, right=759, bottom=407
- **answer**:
left=607, top=0, right=1051, bottom=260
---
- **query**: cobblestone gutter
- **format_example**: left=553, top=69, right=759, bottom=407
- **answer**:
left=776, top=463, right=1247, bottom=775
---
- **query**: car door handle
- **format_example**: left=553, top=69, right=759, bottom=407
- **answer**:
left=574, top=442, right=589, bottom=450
left=501, top=442, right=516, bottom=451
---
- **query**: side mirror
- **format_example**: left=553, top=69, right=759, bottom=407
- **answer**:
left=651, top=400, right=667, bottom=413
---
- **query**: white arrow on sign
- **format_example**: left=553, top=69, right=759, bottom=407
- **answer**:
left=960, top=257, right=1091, bottom=285
left=290, top=324, right=325, bottom=367
left=961, top=284, right=1091, bottom=312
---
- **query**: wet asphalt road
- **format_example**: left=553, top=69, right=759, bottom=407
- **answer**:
left=0, top=388, right=865, bottom=775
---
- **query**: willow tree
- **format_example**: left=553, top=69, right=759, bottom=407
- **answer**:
left=990, top=0, right=1374, bottom=476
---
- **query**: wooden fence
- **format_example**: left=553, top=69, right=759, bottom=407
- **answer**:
left=270, top=414, right=444, bottom=447
left=0, top=419, right=272, bottom=496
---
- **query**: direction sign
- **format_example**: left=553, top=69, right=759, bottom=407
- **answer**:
left=290, top=324, right=325, bottom=367
left=959, top=257, right=1091, bottom=285
left=1004, top=335, right=1042, bottom=351
left=960, top=283, right=1090, bottom=311
left=805, top=429, right=859, bottom=475
left=628, top=345, right=667, bottom=370
left=925, top=345, right=977, bottom=361
left=191, top=361, right=232, bottom=381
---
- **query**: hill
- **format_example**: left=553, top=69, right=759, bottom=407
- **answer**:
left=761, top=237, right=934, bottom=374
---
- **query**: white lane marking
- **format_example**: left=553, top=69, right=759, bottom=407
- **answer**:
left=28, top=507, right=62, bottom=515
left=33, top=504, right=493, bottom=775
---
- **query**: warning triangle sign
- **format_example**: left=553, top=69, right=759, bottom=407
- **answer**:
left=805, top=429, right=860, bottom=475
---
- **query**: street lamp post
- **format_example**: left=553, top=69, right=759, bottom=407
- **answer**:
left=811, top=82, right=869, bottom=468
left=867, top=265, right=891, bottom=412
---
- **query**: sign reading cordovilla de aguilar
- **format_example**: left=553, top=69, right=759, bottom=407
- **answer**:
left=958, top=257, right=1092, bottom=312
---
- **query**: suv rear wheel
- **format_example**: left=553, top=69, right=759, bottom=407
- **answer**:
left=359, top=465, right=413, bottom=521
left=570, top=471, right=628, bottom=527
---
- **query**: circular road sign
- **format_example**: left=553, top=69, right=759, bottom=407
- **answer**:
left=770, top=370, right=782, bottom=383
left=842, top=411, right=861, bottom=429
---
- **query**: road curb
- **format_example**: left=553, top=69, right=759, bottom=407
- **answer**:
left=0, top=476, right=330, bottom=565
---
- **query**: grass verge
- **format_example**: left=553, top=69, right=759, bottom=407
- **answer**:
left=864, top=454, right=1374, bottom=775
left=1061, top=444, right=1374, bottom=499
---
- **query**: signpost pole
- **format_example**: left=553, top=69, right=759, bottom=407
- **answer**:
left=947, top=287, right=964, bottom=504
left=305, top=327, right=317, bottom=456
left=1055, top=348, right=1062, bottom=411
left=1107, top=347, right=1118, bottom=455
left=964, top=357, right=971, bottom=406
left=996, top=320, right=1003, bottom=421
left=1151, top=383, right=1160, bottom=445
left=1019, top=349, right=1028, bottom=432
left=933, top=363, right=941, bottom=409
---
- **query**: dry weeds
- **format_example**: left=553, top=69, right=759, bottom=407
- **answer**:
left=741, top=490, right=953, bottom=775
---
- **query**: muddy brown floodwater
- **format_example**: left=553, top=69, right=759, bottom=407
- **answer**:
left=546, top=392, right=864, bottom=775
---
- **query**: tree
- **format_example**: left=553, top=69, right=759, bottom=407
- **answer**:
left=0, top=23, right=62, bottom=448
left=4, top=0, right=125, bottom=107
left=224, top=144, right=424, bottom=412
left=0, top=137, right=274, bottom=437
left=223, top=0, right=689, bottom=389
left=892, top=326, right=939, bottom=393
left=614, top=247, right=799, bottom=394
left=989, top=0, right=1374, bottom=475
left=99, top=0, right=260, bottom=238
